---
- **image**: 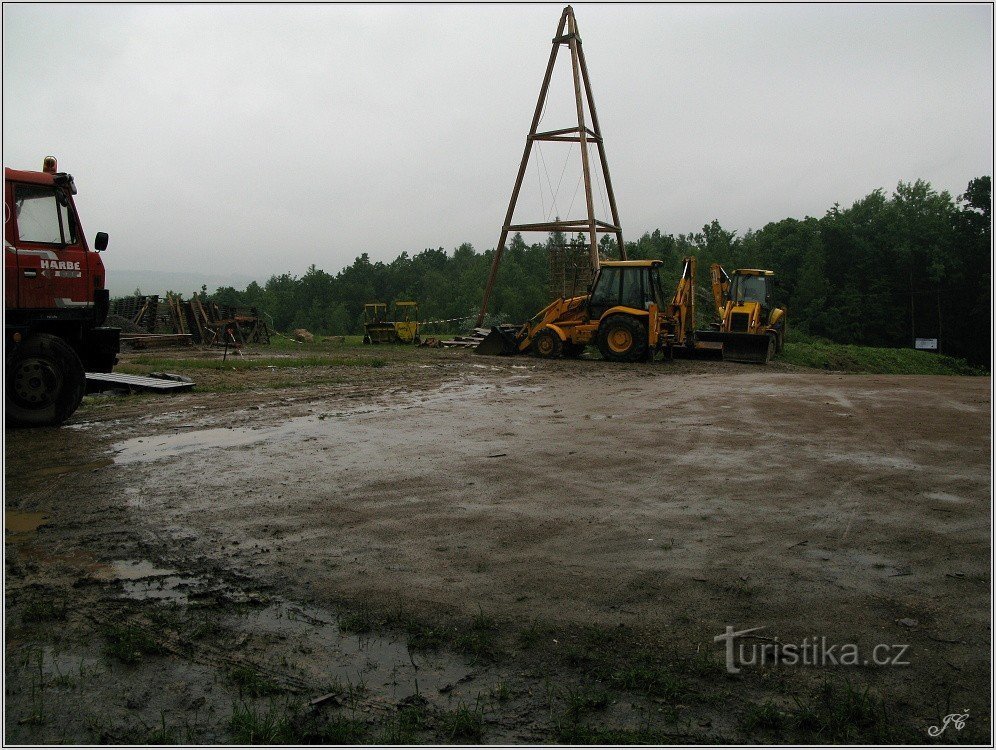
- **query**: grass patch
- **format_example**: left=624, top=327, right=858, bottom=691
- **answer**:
left=103, top=623, right=167, bottom=665
left=228, top=702, right=294, bottom=744
left=741, top=699, right=788, bottom=732
left=562, top=685, right=612, bottom=718
left=517, top=619, right=557, bottom=649
left=790, top=680, right=891, bottom=742
left=403, top=619, right=448, bottom=652
left=739, top=680, right=891, bottom=742
left=603, top=653, right=688, bottom=701
left=378, top=700, right=430, bottom=743
left=296, top=714, right=368, bottom=743
left=552, top=718, right=669, bottom=744
left=453, top=608, right=503, bottom=660
left=228, top=665, right=282, bottom=698
left=21, top=597, right=68, bottom=623
left=123, top=354, right=391, bottom=371
left=339, top=608, right=376, bottom=635
left=439, top=699, right=485, bottom=742
left=781, top=334, right=984, bottom=375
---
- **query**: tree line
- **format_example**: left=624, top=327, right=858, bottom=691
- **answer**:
left=204, top=177, right=990, bottom=366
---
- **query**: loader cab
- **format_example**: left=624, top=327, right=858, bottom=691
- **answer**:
left=729, top=270, right=774, bottom=313
left=588, top=260, right=665, bottom=320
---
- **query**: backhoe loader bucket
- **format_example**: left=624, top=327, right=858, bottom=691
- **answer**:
left=474, top=327, right=519, bottom=356
left=719, top=332, right=774, bottom=364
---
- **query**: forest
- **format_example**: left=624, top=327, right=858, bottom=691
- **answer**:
left=204, top=177, right=991, bottom=367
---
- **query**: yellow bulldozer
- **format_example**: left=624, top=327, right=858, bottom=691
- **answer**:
left=362, top=301, right=420, bottom=344
left=476, top=257, right=698, bottom=361
left=696, top=265, right=786, bottom=363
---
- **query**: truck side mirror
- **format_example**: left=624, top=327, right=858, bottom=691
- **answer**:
left=94, top=232, right=108, bottom=251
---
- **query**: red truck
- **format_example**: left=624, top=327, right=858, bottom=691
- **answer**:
left=5, top=156, right=119, bottom=427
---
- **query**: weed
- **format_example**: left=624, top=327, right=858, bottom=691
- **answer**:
left=605, top=655, right=687, bottom=701
left=741, top=699, right=788, bottom=732
left=518, top=619, right=556, bottom=649
left=145, top=711, right=179, bottom=744
left=103, top=623, right=166, bottom=665
left=22, top=597, right=68, bottom=623
left=339, top=608, right=375, bottom=635
left=189, top=619, right=223, bottom=640
left=676, top=647, right=726, bottom=678
left=379, top=700, right=429, bottom=743
left=454, top=607, right=502, bottom=660
left=297, top=714, right=368, bottom=743
left=404, top=619, right=447, bottom=651
left=789, top=680, right=891, bottom=741
left=552, top=718, right=664, bottom=744
left=228, top=701, right=293, bottom=744
left=560, top=685, right=612, bottom=719
left=490, top=681, right=512, bottom=703
left=229, top=665, right=282, bottom=698
left=439, top=698, right=485, bottom=742
left=24, top=646, right=45, bottom=725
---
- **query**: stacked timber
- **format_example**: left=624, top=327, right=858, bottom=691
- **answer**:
left=111, top=294, right=271, bottom=348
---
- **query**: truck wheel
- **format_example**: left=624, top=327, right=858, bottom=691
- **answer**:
left=531, top=327, right=563, bottom=359
left=362, top=335, right=371, bottom=345
left=6, top=334, right=86, bottom=427
left=597, top=315, right=647, bottom=362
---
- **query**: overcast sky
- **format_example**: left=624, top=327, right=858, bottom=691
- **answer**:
left=3, top=3, right=992, bottom=292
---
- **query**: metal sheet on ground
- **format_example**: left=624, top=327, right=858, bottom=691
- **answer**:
left=85, top=372, right=195, bottom=392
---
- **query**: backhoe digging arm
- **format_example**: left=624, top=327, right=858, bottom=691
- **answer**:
left=710, top=263, right=730, bottom=318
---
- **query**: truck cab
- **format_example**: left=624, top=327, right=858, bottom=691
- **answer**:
left=5, top=157, right=119, bottom=426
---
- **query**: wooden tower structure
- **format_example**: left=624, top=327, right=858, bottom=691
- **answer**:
left=476, top=5, right=626, bottom=327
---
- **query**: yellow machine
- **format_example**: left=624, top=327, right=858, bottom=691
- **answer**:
left=391, top=301, right=420, bottom=344
left=362, top=301, right=420, bottom=344
left=477, top=258, right=698, bottom=361
left=697, top=265, right=786, bottom=363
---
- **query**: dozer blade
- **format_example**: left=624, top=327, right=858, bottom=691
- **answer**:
left=719, top=332, right=773, bottom=364
left=474, top=327, right=519, bottom=356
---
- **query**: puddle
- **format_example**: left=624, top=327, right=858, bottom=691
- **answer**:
left=113, top=377, right=541, bottom=465
left=25, top=458, right=113, bottom=478
left=93, top=559, right=206, bottom=604
left=234, top=601, right=469, bottom=698
left=90, top=557, right=475, bottom=700
left=5, top=511, right=50, bottom=534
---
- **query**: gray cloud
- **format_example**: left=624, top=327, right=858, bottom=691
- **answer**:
left=4, top=3, right=992, bottom=291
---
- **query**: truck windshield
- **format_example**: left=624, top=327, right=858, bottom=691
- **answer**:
left=730, top=275, right=768, bottom=305
left=14, top=185, right=77, bottom=245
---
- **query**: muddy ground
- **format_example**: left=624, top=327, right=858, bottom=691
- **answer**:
left=4, top=344, right=991, bottom=743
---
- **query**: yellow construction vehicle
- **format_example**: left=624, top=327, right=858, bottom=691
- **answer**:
left=477, top=257, right=698, bottom=361
left=391, top=301, right=420, bottom=344
left=696, top=265, right=786, bottom=363
left=362, top=301, right=420, bottom=344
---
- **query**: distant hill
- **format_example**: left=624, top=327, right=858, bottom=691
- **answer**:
left=107, top=268, right=262, bottom=299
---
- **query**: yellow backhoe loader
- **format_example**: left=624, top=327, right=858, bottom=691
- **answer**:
left=696, top=265, right=786, bottom=363
left=476, top=257, right=698, bottom=361
left=363, top=301, right=420, bottom=344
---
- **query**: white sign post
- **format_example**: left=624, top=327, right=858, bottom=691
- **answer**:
left=915, top=338, right=938, bottom=351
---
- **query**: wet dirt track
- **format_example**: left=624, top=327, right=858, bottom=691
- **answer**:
left=4, top=349, right=992, bottom=742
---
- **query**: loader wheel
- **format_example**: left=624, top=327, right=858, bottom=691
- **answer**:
left=531, top=328, right=563, bottom=359
left=562, top=342, right=586, bottom=359
left=597, top=315, right=647, bottom=362
left=6, top=334, right=85, bottom=428
left=362, top=335, right=371, bottom=345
